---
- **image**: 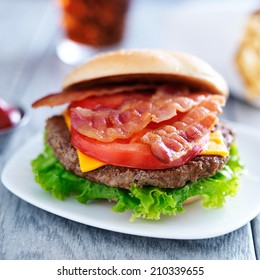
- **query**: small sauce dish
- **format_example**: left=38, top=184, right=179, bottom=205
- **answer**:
left=0, top=98, right=29, bottom=153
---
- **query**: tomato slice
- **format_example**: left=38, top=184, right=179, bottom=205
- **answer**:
left=71, top=127, right=205, bottom=169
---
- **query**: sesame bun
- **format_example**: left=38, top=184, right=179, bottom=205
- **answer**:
left=63, top=49, right=228, bottom=98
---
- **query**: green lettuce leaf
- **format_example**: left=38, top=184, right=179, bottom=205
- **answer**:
left=31, top=141, right=243, bottom=221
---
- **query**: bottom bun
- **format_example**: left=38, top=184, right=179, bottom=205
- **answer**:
left=183, top=195, right=201, bottom=205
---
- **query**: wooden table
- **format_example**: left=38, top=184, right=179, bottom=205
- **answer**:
left=0, top=0, right=259, bottom=260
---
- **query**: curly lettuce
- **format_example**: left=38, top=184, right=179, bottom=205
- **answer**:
left=31, top=142, right=243, bottom=221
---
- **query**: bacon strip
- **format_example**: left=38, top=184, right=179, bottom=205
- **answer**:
left=150, top=86, right=210, bottom=122
left=71, top=105, right=153, bottom=142
left=70, top=87, right=224, bottom=143
left=32, top=85, right=156, bottom=108
left=140, top=96, right=222, bottom=163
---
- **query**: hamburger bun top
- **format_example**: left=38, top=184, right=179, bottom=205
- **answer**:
left=63, top=49, right=228, bottom=98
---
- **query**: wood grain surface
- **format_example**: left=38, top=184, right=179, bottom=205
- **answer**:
left=0, top=0, right=259, bottom=260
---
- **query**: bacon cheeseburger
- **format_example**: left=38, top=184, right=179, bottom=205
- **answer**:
left=32, top=49, right=243, bottom=221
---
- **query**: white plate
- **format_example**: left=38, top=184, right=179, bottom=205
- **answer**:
left=1, top=122, right=260, bottom=239
left=162, top=1, right=260, bottom=107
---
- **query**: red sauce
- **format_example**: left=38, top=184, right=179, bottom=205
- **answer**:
left=0, top=98, right=22, bottom=130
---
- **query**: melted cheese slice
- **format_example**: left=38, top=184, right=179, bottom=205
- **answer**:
left=64, top=112, right=229, bottom=172
left=63, top=111, right=106, bottom=172
left=77, top=150, right=106, bottom=171
left=200, top=130, right=229, bottom=157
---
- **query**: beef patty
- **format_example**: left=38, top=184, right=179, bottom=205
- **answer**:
left=46, top=115, right=235, bottom=189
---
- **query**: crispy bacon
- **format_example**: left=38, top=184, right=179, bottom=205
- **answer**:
left=70, top=86, right=225, bottom=146
left=150, top=86, right=210, bottom=122
left=140, top=97, right=222, bottom=163
left=32, top=85, right=156, bottom=108
left=71, top=106, right=153, bottom=142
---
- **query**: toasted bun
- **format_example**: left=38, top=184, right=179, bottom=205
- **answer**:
left=63, top=49, right=228, bottom=98
left=183, top=195, right=201, bottom=205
